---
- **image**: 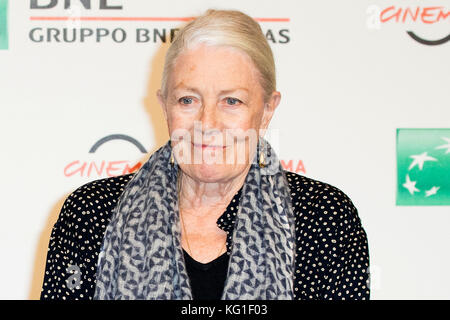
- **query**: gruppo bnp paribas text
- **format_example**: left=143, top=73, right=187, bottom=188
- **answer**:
left=29, top=0, right=290, bottom=44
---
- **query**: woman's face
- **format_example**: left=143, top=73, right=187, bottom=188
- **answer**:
left=158, top=44, right=280, bottom=183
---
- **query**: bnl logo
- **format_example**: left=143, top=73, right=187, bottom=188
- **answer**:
left=0, top=0, right=8, bottom=50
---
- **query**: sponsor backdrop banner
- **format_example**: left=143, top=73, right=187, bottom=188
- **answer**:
left=397, top=129, right=450, bottom=206
left=0, top=0, right=8, bottom=50
left=0, top=0, right=448, bottom=299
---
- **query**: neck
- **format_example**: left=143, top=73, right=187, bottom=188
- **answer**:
left=178, top=167, right=250, bottom=216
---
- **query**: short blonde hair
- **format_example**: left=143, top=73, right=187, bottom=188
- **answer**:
left=161, top=9, right=276, bottom=102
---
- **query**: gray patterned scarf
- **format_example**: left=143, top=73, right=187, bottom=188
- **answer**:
left=94, top=139, right=295, bottom=299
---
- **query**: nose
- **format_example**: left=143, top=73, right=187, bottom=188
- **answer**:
left=198, top=101, right=219, bottom=132
left=194, top=102, right=223, bottom=144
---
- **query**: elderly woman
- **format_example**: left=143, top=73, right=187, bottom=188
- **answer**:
left=41, top=9, right=369, bottom=300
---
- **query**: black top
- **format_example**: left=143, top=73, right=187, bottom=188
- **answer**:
left=183, top=250, right=229, bottom=300
left=40, top=171, right=370, bottom=300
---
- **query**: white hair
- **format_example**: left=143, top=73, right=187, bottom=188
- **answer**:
left=161, top=9, right=276, bottom=102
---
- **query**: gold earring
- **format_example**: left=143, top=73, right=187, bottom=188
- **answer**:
left=170, top=150, right=175, bottom=165
left=259, top=139, right=265, bottom=168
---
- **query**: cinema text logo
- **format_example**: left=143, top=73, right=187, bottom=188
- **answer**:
left=367, top=4, right=449, bottom=45
left=64, top=134, right=146, bottom=178
left=29, top=0, right=290, bottom=44
left=0, top=0, right=8, bottom=50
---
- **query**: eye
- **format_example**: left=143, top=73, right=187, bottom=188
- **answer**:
left=179, top=97, right=194, bottom=105
left=225, top=97, right=242, bottom=106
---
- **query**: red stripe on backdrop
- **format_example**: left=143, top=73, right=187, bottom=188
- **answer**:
left=29, top=16, right=290, bottom=22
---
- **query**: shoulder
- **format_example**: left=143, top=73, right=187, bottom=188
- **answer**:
left=66, top=173, right=134, bottom=202
left=283, top=170, right=362, bottom=232
left=57, top=174, right=135, bottom=230
left=64, top=173, right=134, bottom=206
left=284, top=170, right=355, bottom=205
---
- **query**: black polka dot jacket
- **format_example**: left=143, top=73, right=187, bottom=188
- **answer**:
left=40, top=171, right=370, bottom=300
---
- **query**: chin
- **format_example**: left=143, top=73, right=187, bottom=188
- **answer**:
left=182, top=163, right=242, bottom=183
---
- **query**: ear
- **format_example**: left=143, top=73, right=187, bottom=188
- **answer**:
left=157, top=89, right=168, bottom=121
left=260, top=91, right=281, bottom=132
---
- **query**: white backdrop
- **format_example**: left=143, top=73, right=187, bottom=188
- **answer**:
left=0, top=0, right=449, bottom=299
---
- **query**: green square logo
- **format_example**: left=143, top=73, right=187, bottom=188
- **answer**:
left=0, top=0, right=8, bottom=50
left=397, top=128, right=450, bottom=206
